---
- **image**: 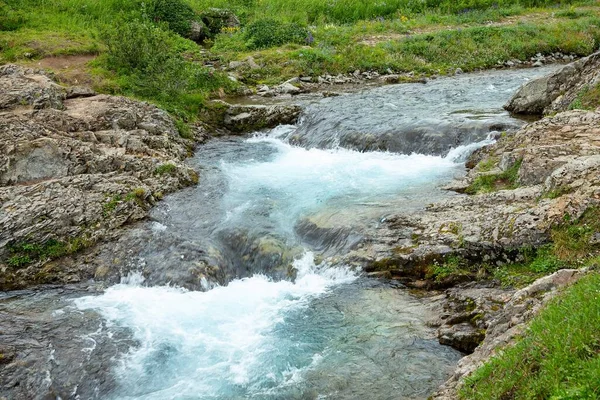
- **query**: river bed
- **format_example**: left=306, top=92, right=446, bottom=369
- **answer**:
left=0, top=66, right=557, bottom=399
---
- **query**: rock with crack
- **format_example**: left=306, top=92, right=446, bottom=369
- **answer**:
left=432, top=269, right=587, bottom=399
left=204, top=100, right=302, bottom=134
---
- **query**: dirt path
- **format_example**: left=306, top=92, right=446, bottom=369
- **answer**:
left=22, top=54, right=97, bottom=86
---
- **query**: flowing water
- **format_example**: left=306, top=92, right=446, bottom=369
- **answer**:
left=0, top=66, right=558, bottom=400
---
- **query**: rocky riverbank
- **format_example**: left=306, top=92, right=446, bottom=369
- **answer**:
left=340, top=52, right=600, bottom=397
left=0, top=64, right=301, bottom=290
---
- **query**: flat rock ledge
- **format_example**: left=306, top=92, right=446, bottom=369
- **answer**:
left=202, top=99, right=302, bottom=134
left=0, top=64, right=205, bottom=290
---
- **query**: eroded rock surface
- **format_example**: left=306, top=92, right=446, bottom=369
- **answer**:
left=432, top=269, right=587, bottom=399
left=347, top=108, right=600, bottom=280
left=203, top=100, right=302, bottom=134
left=0, top=65, right=204, bottom=290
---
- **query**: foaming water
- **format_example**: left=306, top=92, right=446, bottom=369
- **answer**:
left=75, top=253, right=359, bottom=399
left=220, top=131, right=469, bottom=235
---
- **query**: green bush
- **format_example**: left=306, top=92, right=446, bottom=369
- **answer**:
left=103, top=19, right=175, bottom=73
left=0, top=1, right=27, bottom=31
left=102, top=19, right=237, bottom=118
left=147, top=0, right=197, bottom=38
left=245, top=19, right=309, bottom=49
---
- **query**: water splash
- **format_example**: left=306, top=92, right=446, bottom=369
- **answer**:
left=74, top=253, right=356, bottom=399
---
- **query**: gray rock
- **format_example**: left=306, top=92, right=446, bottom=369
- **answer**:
left=380, top=74, right=400, bottom=84
left=66, top=86, right=96, bottom=99
left=276, top=82, right=301, bottom=95
left=0, top=65, right=202, bottom=290
left=432, top=269, right=587, bottom=399
left=246, top=56, right=261, bottom=70
left=505, top=51, right=600, bottom=114
left=205, top=100, right=302, bottom=133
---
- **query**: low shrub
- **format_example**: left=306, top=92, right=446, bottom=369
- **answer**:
left=245, top=19, right=309, bottom=49
left=147, top=0, right=197, bottom=38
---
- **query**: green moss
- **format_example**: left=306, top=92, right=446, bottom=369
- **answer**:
left=154, top=163, right=178, bottom=175
left=476, top=157, right=498, bottom=172
left=543, top=185, right=574, bottom=199
left=6, top=237, right=93, bottom=268
left=102, top=194, right=122, bottom=215
left=465, top=159, right=522, bottom=194
left=551, top=206, right=600, bottom=264
left=175, top=118, right=194, bottom=139
left=570, top=83, right=600, bottom=110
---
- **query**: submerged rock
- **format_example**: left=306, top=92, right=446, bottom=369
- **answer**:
left=505, top=51, right=600, bottom=114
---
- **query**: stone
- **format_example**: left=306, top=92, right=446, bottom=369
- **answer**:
left=246, top=56, right=261, bottom=70
left=380, top=74, right=400, bottom=84
left=204, top=100, right=302, bottom=134
left=432, top=270, right=587, bottom=399
left=505, top=51, right=600, bottom=114
left=198, top=8, right=240, bottom=38
left=188, top=19, right=209, bottom=42
left=66, top=86, right=96, bottom=99
left=0, top=65, right=202, bottom=290
left=228, top=60, right=244, bottom=69
left=276, top=82, right=301, bottom=95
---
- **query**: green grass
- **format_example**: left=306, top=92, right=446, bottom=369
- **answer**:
left=7, top=237, right=92, bottom=268
left=460, top=272, right=600, bottom=400
left=212, top=12, right=600, bottom=85
left=3, top=0, right=600, bottom=97
left=188, top=0, right=594, bottom=25
left=570, top=84, right=600, bottom=110
left=154, top=163, right=178, bottom=175
left=423, top=207, right=600, bottom=287
left=466, top=159, right=523, bottom=194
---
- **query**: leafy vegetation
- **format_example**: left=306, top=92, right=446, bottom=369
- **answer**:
left=154, top=163, right=179, bottom=175
left=245, top=19, right=309, bottom=49
left=100, top=18, right=236, bottom=118
left=189, top=0, right=595, bottom=24
left=570, top=84, right=600, bottom=110
left=2, top=0, right=600, bottom=102
left=425, top=207, right=600, bottom=287
left=460, top=272, right=600, bottom=399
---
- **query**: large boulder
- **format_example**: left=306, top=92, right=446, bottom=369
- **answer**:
left=505, top=51, right=600, bottom=115
left=200, top=8, right=240, bottom=36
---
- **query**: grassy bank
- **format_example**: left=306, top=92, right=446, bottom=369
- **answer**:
left=425, top=206, right=600, bottom=288
left=460, top=271, right=600, bottom=399
left=2, top=0, right=600, bottom=119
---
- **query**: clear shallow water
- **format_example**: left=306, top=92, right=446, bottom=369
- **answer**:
left=3, top=68, right=558, bottom=399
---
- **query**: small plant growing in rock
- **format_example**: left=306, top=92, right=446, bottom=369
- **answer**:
left=155, top=163, right=178, bottom=175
